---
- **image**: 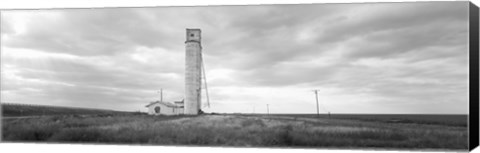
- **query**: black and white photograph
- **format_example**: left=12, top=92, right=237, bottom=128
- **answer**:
left=1, top=1, right=478, bottom=152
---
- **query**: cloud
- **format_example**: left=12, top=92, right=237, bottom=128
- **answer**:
left=1, top=2, right=470, bottom=114
left=0, top=18, right=14, bottom=35
left=3, top=9, right=177, bottom=56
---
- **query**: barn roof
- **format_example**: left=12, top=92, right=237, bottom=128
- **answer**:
left=145, top=101, right=182, bottom=108
left=174, top=99, right=184, bottom=104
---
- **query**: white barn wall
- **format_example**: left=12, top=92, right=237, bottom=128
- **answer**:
left=175, top=108, right=184, bottom=115
left=147, top=103, right=182, bottom=115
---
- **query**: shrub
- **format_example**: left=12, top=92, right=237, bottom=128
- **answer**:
left=48, top=127, right=114, bottom=142
left=240, top=119, right=266, bottom=128
left=2, top=120, right=62, bottom=141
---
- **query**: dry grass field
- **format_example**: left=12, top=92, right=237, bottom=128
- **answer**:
left=2, top=113, right=468, bottom=150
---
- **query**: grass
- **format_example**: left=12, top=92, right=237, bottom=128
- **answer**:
left=1, top=113, right=468, bottom=150
left=271, top=114, right=468, bottom=127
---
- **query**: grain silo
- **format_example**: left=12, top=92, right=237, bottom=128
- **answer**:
left=184, top=29, right=202, bottom=115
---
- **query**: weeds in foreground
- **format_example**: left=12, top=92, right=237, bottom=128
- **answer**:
left=2, top=114, right=468, bottom=149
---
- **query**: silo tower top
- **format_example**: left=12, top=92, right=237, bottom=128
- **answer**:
left=186, top=29, right=201, bottom=43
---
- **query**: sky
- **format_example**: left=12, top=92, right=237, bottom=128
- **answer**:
left=0, top=2, right=470, bottom=114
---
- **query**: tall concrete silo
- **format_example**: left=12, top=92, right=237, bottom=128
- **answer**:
left=184, top=29, right=202, bottom=115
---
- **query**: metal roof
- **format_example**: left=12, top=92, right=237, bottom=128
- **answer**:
left=145, top=101, right=183, bottom=108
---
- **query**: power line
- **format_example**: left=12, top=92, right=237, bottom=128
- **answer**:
left=312, top=90, right=331, bottom=118
left=200, top=49, right=210, bottom=108
left=313, top=89, right=320, bottom=117
left=319, top=98, right=329, bottom=112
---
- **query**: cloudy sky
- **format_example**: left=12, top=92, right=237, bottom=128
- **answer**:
left=0, top=2, right=470, bottom=114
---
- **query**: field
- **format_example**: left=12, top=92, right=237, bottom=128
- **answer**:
left=1, top=103, right=130, bottom=117
left=1, top=104, right=469, bottom=150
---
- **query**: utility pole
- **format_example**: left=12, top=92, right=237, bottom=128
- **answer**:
left=267, top=104, right=269, bottom=115
left=158, top=89, right=163, bottom=102
left=313, top=89, right=320, bottom=118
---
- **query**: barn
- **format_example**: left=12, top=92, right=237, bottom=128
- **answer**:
left=145, top=100, right=184, bottom=115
